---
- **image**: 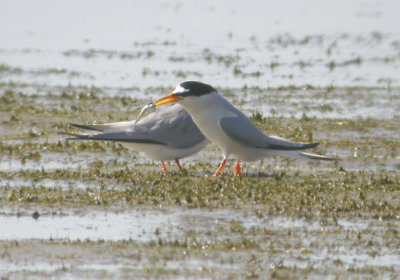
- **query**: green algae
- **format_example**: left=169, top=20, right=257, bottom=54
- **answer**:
left=1, top=168, right=399, bottom=221
left=1, top=85, right=400, bottom=279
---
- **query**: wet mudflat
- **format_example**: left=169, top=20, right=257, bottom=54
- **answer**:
left=0, top=86, right=399, bottom=279
left=1, top=0, right=400, bottom=279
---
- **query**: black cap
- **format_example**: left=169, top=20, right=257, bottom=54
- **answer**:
left=174, top=81, right=217, bottom=97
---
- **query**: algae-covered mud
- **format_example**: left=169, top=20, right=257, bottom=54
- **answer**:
left=1, top=84, right=399, bottom=280
left=1, top=0, right=400, bottom=279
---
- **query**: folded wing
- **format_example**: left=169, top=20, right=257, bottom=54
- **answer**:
left=219, top=114, right=319, bottom=151
left=68, top=104, right=207, bottom=149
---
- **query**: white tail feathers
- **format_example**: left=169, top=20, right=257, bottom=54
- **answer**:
left=298, top=152, right=338, bottom=161
left=270, top=150, right=338, bottom=161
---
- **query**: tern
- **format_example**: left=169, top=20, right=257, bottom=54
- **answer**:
left=66, top=103, right=209, bottom=172
left=152, top=81, right=335, bottom=176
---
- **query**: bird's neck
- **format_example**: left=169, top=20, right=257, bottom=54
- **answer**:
left=179, top=93, right=236, bottom=132
left=180, top=92, right=227, bottom=115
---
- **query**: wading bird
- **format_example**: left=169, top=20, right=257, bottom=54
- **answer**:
left=152, top=81, right=335, bottom=176
left=66, top=103, right=209, bottom=172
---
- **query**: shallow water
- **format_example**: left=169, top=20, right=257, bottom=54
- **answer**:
left=0, top=209, right=180, bottom=242
left=0, top=208, right=399, bottom=278
left=1, top=0, right=400, bottom=90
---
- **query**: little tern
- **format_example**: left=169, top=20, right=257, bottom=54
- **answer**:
left=66, top=103, right=209, bottom=172
left=152, top=81, right=335, bottom=176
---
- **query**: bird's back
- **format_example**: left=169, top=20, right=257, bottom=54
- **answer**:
left=134, top=104, right=207, bottom=148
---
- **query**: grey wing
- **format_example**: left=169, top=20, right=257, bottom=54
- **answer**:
left=68, top=120, right=162, bottom=143
left=65, top=131, right=165, bottom=145
left=68, top=104, right=207, bottom=148
left=137, top=104, right=207, bottom=149
left=219, top=114, right=319, bottom=150
left=70, top=121, right=137, bottom=133
left=70, top=123, right=104, bottom=132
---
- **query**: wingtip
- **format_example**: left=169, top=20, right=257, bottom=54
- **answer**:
left=69, top=123, right=102, bottom=131
left=300, top=151, right=339, bottom=161
left=69, top=123, right=83, bottom=129
left=305, top=142, right=320, bottom=149
left=59, top=131, right=89, bottom=140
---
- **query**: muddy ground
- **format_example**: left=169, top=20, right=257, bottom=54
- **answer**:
left=1, top=0, right=400, bottom=279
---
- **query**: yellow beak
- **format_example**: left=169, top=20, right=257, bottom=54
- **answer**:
left=153, top=93, right=183, bottom=107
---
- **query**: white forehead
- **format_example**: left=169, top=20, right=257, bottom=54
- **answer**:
left=172, top=85, right=189, bottom=94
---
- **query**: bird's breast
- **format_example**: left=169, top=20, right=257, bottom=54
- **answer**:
left=189, top=108, right=236, bottom=154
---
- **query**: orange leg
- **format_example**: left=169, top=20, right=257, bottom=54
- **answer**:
left=175, top=159, right=184, bottom=173
left=161, top=161, right=167, bottom=172
left=234, top=160, right=242, bottom=176
left=212, top=159, right=226, bottom=176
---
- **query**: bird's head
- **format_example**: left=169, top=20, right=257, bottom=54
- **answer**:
left=152, top=81, right=217, bottom=107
